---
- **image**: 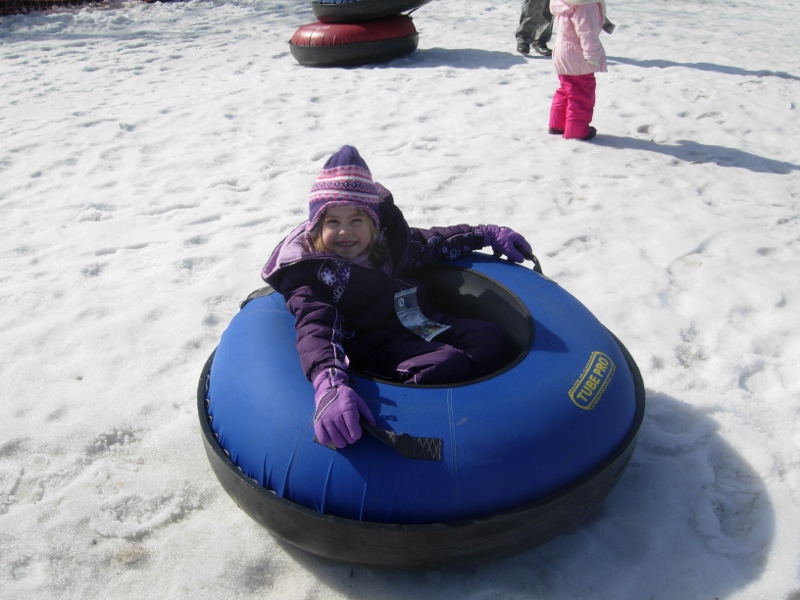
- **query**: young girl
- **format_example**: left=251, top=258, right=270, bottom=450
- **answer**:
left=262, top=145, right=532, bottom=449
left=548, top=0, right=608, bottom=140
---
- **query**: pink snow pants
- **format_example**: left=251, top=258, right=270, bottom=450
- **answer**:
left=549, top=73, right=596, bottom=139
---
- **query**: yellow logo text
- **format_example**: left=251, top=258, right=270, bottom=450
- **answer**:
left=568, top=351, right=616, bottom=411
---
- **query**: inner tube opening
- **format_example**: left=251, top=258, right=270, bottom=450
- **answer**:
left=241, top=263, right=536, bottom=388
left=365, top=262, right=535, bottom=387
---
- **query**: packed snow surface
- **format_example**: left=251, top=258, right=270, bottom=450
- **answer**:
left=1, top=0, right=799, bottom=598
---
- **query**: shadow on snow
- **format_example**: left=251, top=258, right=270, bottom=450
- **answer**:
left=261, top=393, right=773, bottom=600
left=593, top=136, right=800, bottom=175
left=609, top=56, right=800, bottom=81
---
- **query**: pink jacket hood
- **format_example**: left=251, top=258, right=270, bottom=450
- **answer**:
left=551, top=0, right=607, bottom=18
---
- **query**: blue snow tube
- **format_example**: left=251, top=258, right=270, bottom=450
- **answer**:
left=198, top=254, right=645, bottom=568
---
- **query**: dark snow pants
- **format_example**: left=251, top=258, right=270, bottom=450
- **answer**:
left=516, top=0, right=553, bottom=45
left=362, top=315, right=506, bottom=385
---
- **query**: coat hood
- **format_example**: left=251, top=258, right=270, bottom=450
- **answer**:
left=262, top=183, right=403, bottom=286
left=551, top=0, right=607, bottom=18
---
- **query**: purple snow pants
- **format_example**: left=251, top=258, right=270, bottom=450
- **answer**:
left=549, top=73, right=596, bottom=139
left=362, top=314, right=506, bottom=385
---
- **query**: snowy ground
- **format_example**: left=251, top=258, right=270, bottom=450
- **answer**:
left=1, top=0, right=799, bottom=598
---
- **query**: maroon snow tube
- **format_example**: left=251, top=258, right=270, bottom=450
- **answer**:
left=289, top=16, right=419, bottom=67
left=311, top=0, right=433, bottom=24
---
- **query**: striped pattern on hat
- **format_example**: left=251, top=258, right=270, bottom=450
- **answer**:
left=307, top=146, right=381, bottom=232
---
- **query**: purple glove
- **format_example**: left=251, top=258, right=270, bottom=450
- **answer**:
left=480, top=225, right=532, bottom=263
left=312, top=368, right=376, bottom=449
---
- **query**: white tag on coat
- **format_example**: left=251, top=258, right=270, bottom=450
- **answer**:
left=394, top=287, right=451, bottom=342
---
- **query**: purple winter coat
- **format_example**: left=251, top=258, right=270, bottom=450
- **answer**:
left=261, top=188, right=487, bottom=382
left=550, top=0, right=607, bottom=75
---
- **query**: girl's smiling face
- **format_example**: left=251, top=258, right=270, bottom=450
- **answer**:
left=319, top=205, right=374, bottom=259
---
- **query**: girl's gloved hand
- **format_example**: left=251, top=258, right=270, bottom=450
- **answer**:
left=480, top=225, right=532, bottom=263
left=312, top=368, right=376, bottom=448
left=585, top=55, right=602, bottom=69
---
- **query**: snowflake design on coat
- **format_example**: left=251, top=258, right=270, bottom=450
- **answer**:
left=318, top=259, right=350, bottom=303
left=426, top=236, right=461, bottom=260
left=318, top=260, right=350, bottom=286
left=330, top=313, right=352, bottom=369
left=405, top=229, right=476, bottom=268
left=320, top=267, right=337, bottom=287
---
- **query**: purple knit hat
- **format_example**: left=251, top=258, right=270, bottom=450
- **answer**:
left=307, top=145, right=382, bottom=232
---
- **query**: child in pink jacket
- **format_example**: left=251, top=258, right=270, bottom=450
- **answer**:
left=548, top=0, right=608, bottom=140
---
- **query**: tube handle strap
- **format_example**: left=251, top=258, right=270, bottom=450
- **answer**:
left=362, top=421, right=443, bottom=461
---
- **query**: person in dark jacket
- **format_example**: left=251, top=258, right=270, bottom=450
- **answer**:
left=262, top=145, right=532, bottom=449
